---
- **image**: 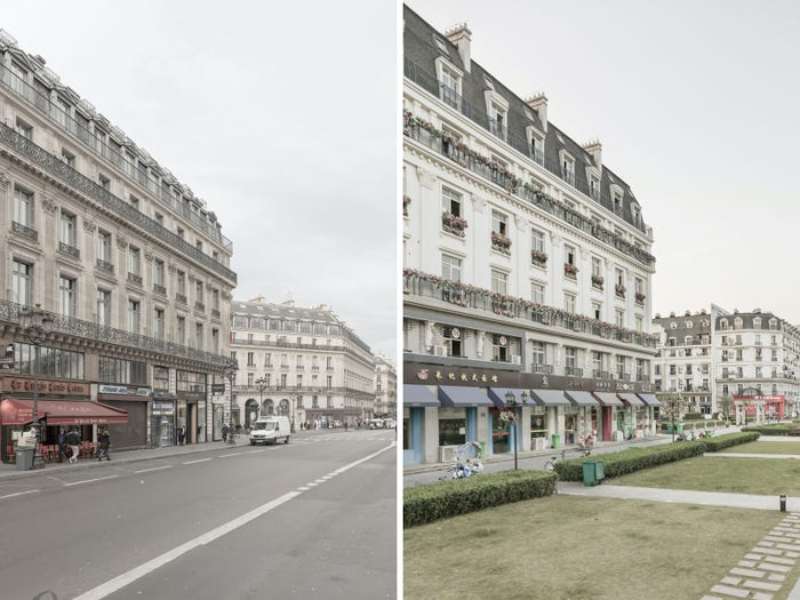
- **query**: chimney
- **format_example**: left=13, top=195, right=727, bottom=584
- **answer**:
left=445, top=23, right=471, bottom=73
left=525, top=93, right=548, bottom=132
left=583, top=139, right=602, bottom=170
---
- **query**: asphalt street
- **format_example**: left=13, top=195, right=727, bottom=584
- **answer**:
left=0, top=429, right=396, bottom=600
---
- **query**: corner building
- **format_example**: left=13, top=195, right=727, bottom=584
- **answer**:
left=402, top=6, right=659, bottom=466
left=0, top=30, right=236, bottom=460
left=230, top=297, right=376, bottom=431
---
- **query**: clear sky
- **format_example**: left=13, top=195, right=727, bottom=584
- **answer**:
left=408, top=0, right=800, bottom=324
left=3, top=0, right=397, bottom=359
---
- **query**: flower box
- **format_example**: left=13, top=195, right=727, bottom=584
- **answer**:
left=531, top=250, right=548, bottom=266
left=442, top=212, right=467, bottom=237
left=615, top=283, right=626, bottom=298
left=635, top=292, right=646, bottom=305
left=591, top=274, right=604, bottom=289
left=491, top=231, right=511, bottom=254
left=403, top=195, right=411, bottom=217
left=564, top=263, right=578, bottom=278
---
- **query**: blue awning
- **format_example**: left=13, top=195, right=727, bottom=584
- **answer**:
left=564, top=390, right=599, bottom=406
left=404, top=385, right=440, bottom=407
left=593, top=392, right=624, bottom=407
left=530, top=389, right=570, bottom=406
left=488, top=388, right=531, bottom=408
left=638, top=393, right=661, bottom=407
left=619, top=393, right=645, bottom=407
left=439, top=386, right=493, bottom=407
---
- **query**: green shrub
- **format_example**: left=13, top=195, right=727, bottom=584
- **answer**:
left=703, top=431, right=760, bottom=451
left=404, top=470, right=556, bottom=528
left=742, top=424, right=800, bottom=436
left=554, top=441, right=707, bottom=481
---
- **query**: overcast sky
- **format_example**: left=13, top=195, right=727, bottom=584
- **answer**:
left=3, top=0, right=397, bottom=359
left=409, top=0, right=800, bottom=324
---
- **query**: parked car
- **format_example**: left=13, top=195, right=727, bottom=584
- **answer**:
left=249, top=416, right=291, bottom=445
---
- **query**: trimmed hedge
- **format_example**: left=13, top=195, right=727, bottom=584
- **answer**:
left=554, top=441, right=707, bottom=481
left=404, top=470, right=556, bottom=528
left=742, top=424, right=800, bottom=436
left=703, top=431, right=760, bottom=451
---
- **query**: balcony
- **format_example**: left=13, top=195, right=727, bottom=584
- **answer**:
left=591, top=274, right=604, bottom=290
left=564, top=366, right=583, bottom=377
left=564, top=263, right=578, bottom=280
left=531, top=364, right=554, bottom=375
left=312, top=366, right=320, bottom=372
left=592, top=370, right=613, bottom=380
left=442, top=212, right=467, bottom=237
left=404, top=270, right=659, bottom=349
left=195, top=301, right=205, bottom=313
left=211, top=308, right=221, bottom=319
left=153, top=284, right=167, bottom=297
left=615, top=284, right=626, bottom=299
left=175, top=293, right=188, bottom=306
left=635, top=292, right=646, bottom=306
left=11, top=221, right=37, bottom=242
left=617, top=372, right=632, bottom=382
left=127, top=272, right=143, bottom=286
left=0, top=121, right=236, bottom=283
left=491, top=231, right=511, bottom=255
left=58, top=241, right=80, bottom=260
left=0, top=299, right=233, bottom=369
left=531, top=250, right=548, bottom=267
left=296, top=365, right=304, bottom=370
left=96, top=259, right=114, bottom=274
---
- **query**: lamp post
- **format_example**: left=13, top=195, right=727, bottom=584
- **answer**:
left=504, top=389, right=529, bottom=471
left=20, top=304, right=53, bottom=466
left=255, top=376, right=268, bottom=422
left=223, top=363, right=238, bottom=432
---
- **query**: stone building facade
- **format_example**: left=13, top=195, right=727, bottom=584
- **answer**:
left=230, top=296, right=376, bottom=430
left=0, top=29, right=236, bottom=458
left=374, top=354, right=397, bottom=418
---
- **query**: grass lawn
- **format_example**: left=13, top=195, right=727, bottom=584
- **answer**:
left=613, top=456, right=800, bottom=495
left=404, top=495, right=779, bottom=600
left=720, top=441, right=800, bottom=455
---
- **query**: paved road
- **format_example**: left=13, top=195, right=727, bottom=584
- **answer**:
left=0, top=430, right=396, bottom=600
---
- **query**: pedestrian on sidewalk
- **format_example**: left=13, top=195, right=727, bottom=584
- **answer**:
left=57, top=428, right=66, bottom=463
left=66, top=428, right=81, bottom=464
left=177, top=426, right=185, bottom=446
left=222, top=423, right=229, bottom=443
left=97, top=428, right=111, bottom=461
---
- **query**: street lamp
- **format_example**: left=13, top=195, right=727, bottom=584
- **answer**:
left=504, top=389, right=529, bottom=471
left=222, top=362, right=238, bottom=434
left=255, top=376, right=268, bottom=421
left=20, top=304, right=53, bottom=465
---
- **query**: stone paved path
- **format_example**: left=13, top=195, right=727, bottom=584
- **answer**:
left=700, top=512, right=800, bottom=599
left=558, top=483, right=799, bottom=512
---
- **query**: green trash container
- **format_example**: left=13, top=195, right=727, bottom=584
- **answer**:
left=551, top=433, right=561, bottom=449
left=582, top=461, right=598, bottom=487
left=595, top=461, right=605, bottom=481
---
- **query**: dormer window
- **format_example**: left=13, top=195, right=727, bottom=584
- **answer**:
left=439, top=64, right=461, bottom=110
left=769, top=318, right=778, bottom=330
left=530, top=134, right=544, bottom=165
left=720, top=319, right=728, bottom=330
left=489, top=102, right=507, bottom=140
left=561, top=155, right=575, bottom=186
left=612, top=190, right=623, bottom=215
left=590, top=175, right=600, bottom=201
left=631, top=204, right=641, bottom=225
left=754, top=317, right=762, bottom=328
left=734, top=317, right=743, bottom=329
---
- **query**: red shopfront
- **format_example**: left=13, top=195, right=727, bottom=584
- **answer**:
left=0, top=377, right=128, bottom=463
left=734, top=394, right=785, bottom=421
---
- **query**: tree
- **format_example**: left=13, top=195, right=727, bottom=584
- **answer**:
left=718, top=395, right=733, bottom=425
left=660, top=392, right=689, bottom=442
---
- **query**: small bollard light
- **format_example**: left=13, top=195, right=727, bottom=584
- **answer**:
left=780, top=495, right=787, bottom=512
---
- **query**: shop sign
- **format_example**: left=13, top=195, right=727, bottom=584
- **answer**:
left=416, top=368, right=499, bottom=384
left=99, top=385, right=150, bottom=397
left=2, top=377, right=89, bottom=396
left=152, top=400, right=175, bottom=415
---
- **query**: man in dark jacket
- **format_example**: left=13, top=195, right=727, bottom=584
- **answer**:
left=97, top=428, right=111, bottom=461
left=221, top=423, right=229, bottom=443
left=65, top=429, right=81, bottom=464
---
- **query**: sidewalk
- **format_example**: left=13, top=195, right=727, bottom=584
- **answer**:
left=558, top=481, right=795, bottom=512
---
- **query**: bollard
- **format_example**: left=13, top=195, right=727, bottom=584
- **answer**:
left=780, top=495, right=787, bottom=512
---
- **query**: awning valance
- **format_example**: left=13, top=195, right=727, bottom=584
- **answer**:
left=0, top=399, right=128, bottom=426
left=637, top=393, right=661, bottom=407
left=564, top=391, right=599, bottom=407
left=593, top=392, right=624, bottom=407
left=530, top=389, right=570, bottom=406
left=488, top=388, right=530, bottom=408
left=439, top=386, right=493, bottom=407
left=404, top=385, right=441, bottom=407
left=619, top=393, right=645, bottom=407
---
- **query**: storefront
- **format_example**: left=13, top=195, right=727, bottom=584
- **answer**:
left=97, top=384, right=151, bottom=450
left=564, top=390, right=599, bottom=443
left=404, top=384, right=438, bottom=465
left=593, top=392, right=624, bottom=441
left=150, top=392, right=177, bottom=448
left=438, top=386, right=492, bottom=457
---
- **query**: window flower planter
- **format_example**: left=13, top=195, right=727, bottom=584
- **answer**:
left=564, top=263, right=578, bottom=279
left=491, top=231, right=511, bottom=254
left=403, top=195, right=411, bottom=217
left=635, top=292, right=646, bottom=305
left=616, top=283, right=626, bottom=298
left=591, top=274, right=604, bottom=289
left=442, top=211, right=467, bottom=237
left=531, top=250, right=548, bottom=266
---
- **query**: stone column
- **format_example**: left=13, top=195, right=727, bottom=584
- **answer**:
left=417, top=168, right=439, bottom=275
left=0, top=172, right=10, bottom=295
left=423, top=407, right=439, bottom=464
left=520, top=405, right=531, bottom=452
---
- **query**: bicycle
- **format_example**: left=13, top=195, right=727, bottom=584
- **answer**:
left=438, top=441, right=483, bottom=481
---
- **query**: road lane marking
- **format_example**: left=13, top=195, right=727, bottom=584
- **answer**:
left=133, top=465, right=173, bottom=474
left=218, top=452, right=242, bottom=458
left=297, top=486, right=311, bottom=491
left=182, top=458, right=212, bottom=465
left=0, top=489, right=40, bottom=500
left=64, top=475, right=119, bottom=487
left=73, top=442, right=395, bottom=600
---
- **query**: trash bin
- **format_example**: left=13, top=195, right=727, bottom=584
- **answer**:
left=15, top=447, right=34, bottom=471
left=582, top=461, right=605, bottom=487
left=551, top=433, right=561, bottom=449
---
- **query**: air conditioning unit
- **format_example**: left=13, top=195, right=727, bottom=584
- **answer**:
left=439, top=445, right=459, bottom=463
left=512, top=354, right=522, bottom=365
left=433, top=345, right=447, bottom=357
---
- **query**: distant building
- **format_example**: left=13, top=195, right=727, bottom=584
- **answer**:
left=229, top=296, right=375, bottom=432
left=374, top=354, right=397, bottom=418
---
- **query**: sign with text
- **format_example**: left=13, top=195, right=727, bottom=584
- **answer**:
left=2, top=377, right=89, bottom=396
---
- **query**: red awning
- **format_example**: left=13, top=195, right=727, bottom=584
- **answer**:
left=0, top=399, right=128, bottom=426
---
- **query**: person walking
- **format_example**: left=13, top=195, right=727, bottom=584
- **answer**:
left=177, top=426, right=185, bottom=446
left=57, top=428, right=66, bottom=463
left=221, top=423, right=229, bottom=443
left=66, top=428, right=81, bottom=464
left=97, top=428, right=111, bottom=461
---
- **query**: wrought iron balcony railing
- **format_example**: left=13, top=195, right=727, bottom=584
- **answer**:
left=96, top=259, right=114, bottom=274
left=11, top=221, right=37, bottom=242
left=175, top=293, right=188, bottom=305
left=153, top=284, right=167, bottom=297
left=127, top=272, right=143, bottom=286
left=593, top=370, right=613, bottom=380
left=0, top=299, right=233, bottom=369
left=0, top=63, right=232, bottom=253
left=211, top=308, right=221, bottom=319
left=564, top=366, right=584, bottom=377
left=404, top=270, right=659, bottom=350
left=195, top=302, right=205, bottom=312
left=531, top=363, right=554, bottom=375
left=0, top=121, right=237, bottom=283
left=229, top=337, right=346, bottom=352
left=58, top=241, right=80, bottom=259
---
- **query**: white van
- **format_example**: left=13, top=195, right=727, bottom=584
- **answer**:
left=249, top=416, right=291, bottom=445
